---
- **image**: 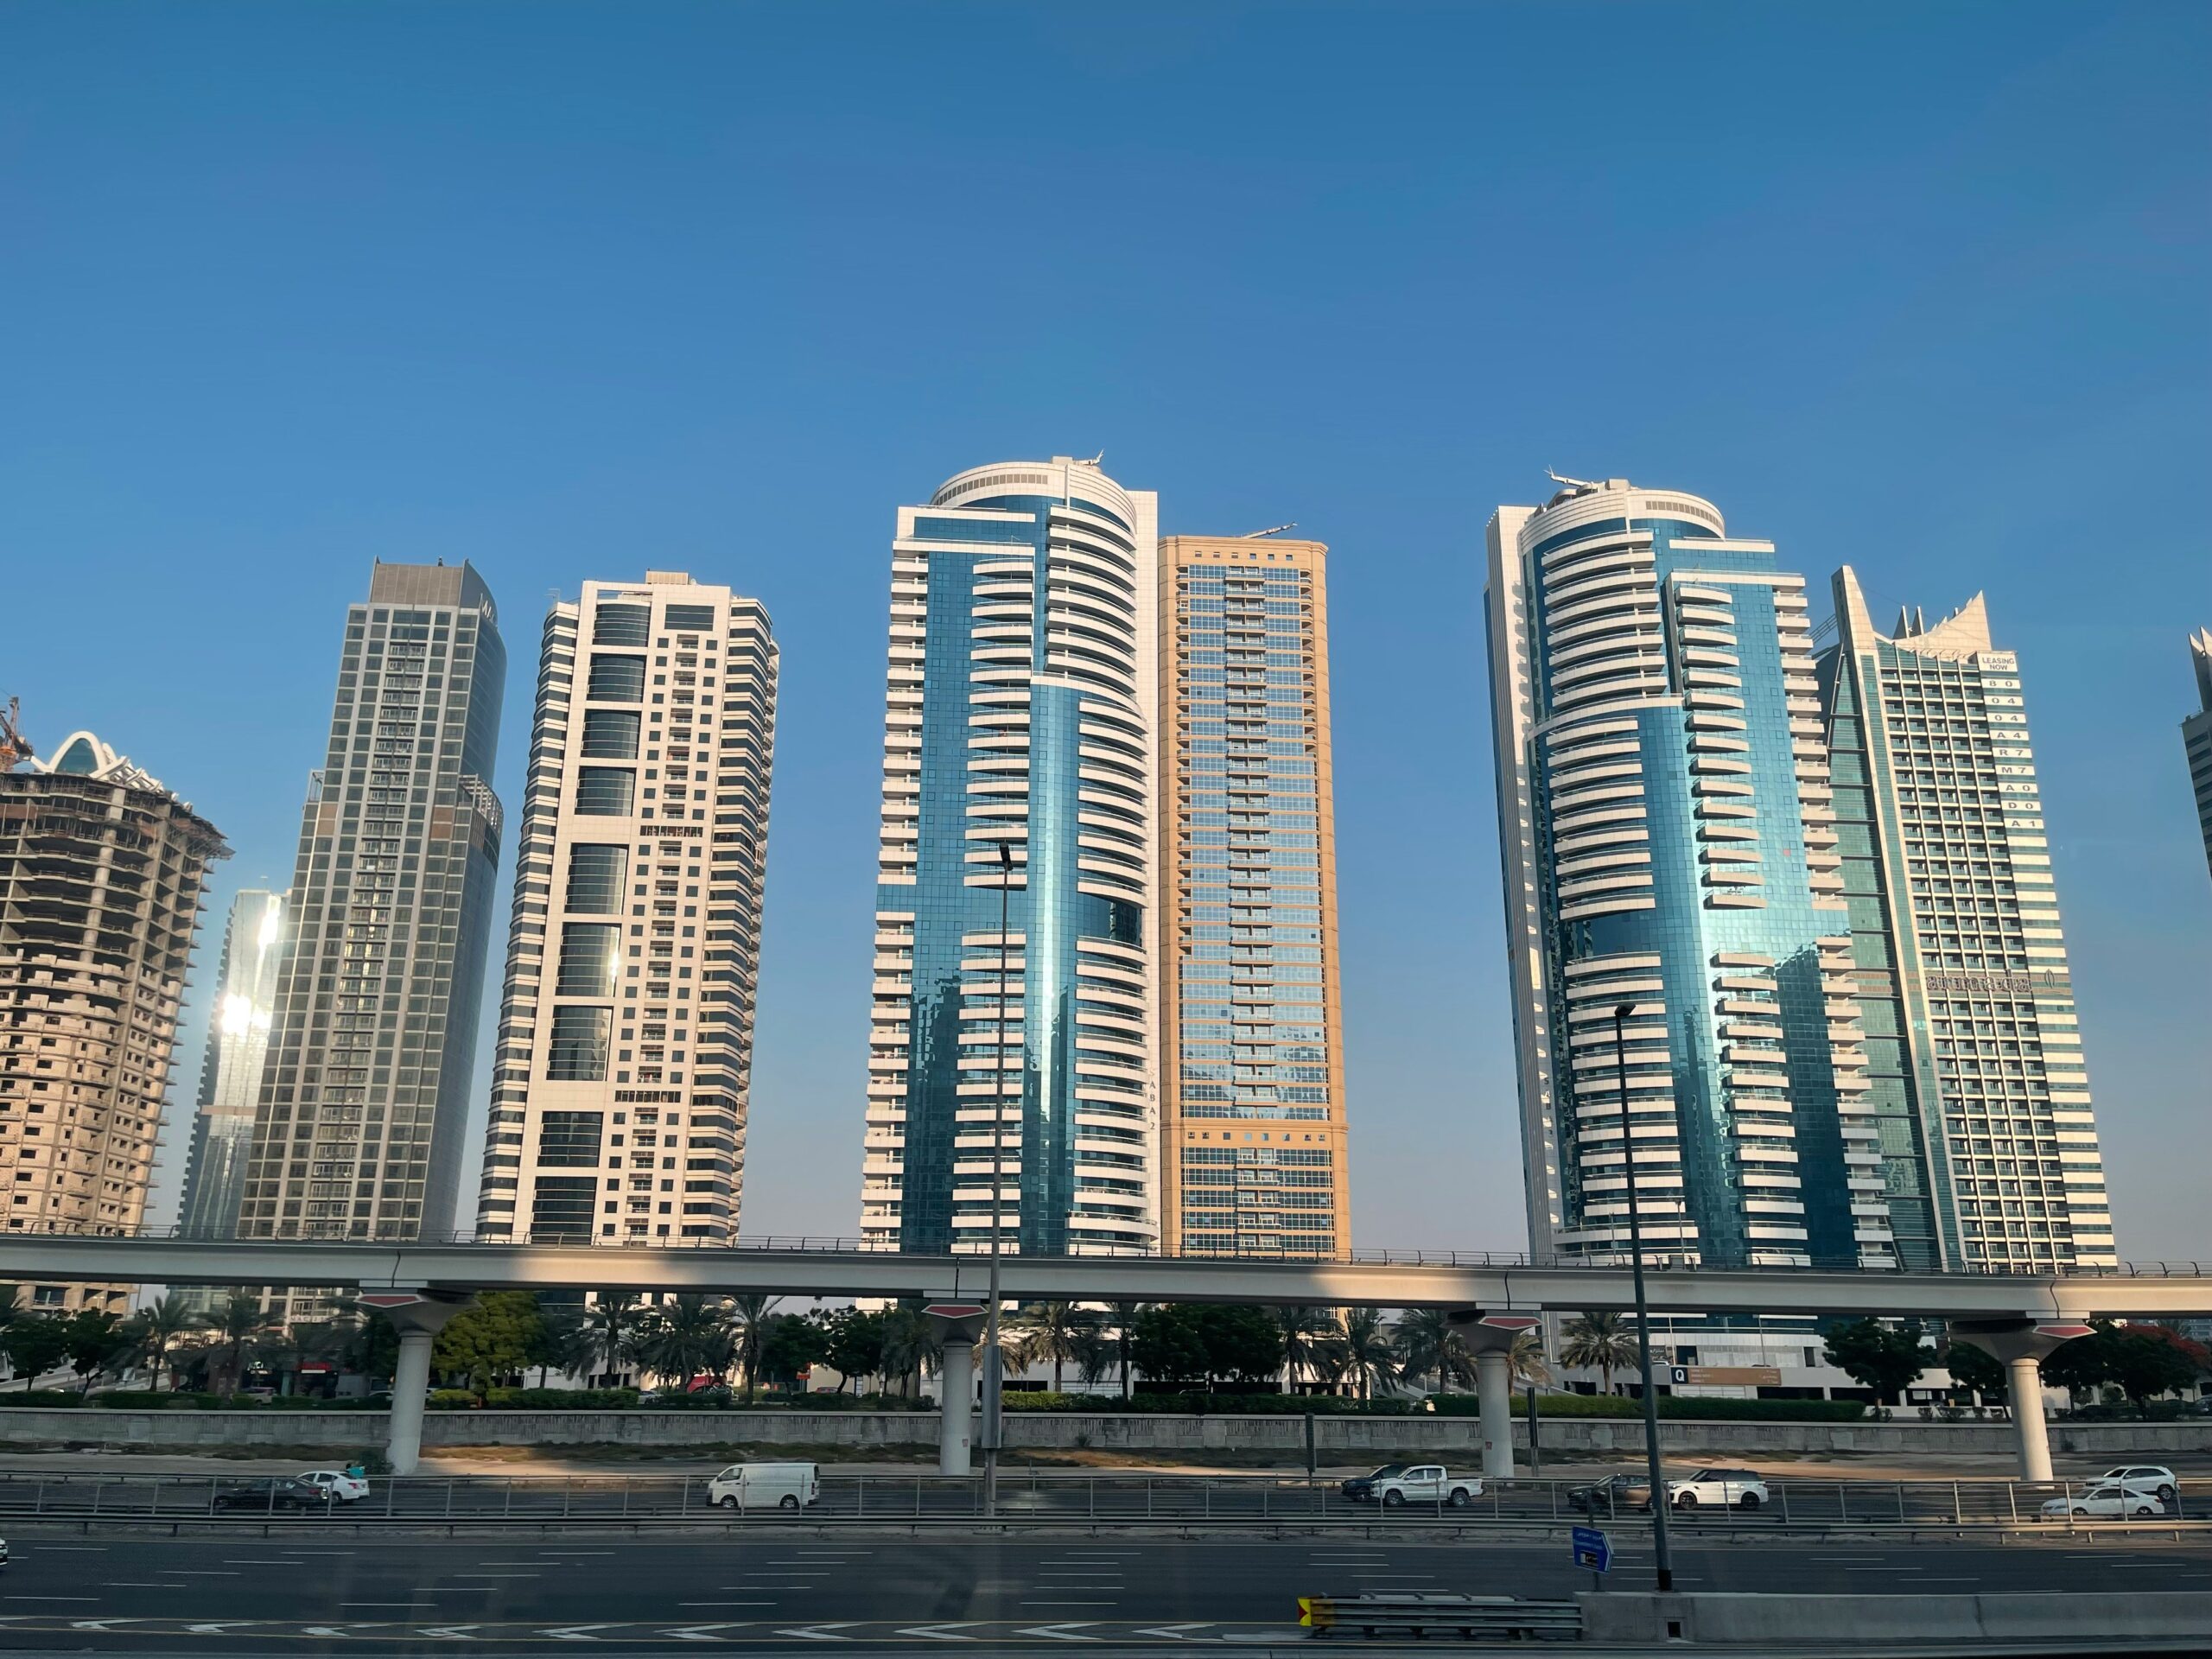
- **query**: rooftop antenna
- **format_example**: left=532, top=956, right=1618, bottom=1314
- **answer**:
left=1239, top=523, right=1298, bottom=539
left=1545, top=469, right=1600, bottom=491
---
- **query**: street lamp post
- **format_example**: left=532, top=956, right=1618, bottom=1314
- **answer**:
left=1613, top=999, right=1675, bottom=1592
left=982, top=842, right=1014, bottom=1517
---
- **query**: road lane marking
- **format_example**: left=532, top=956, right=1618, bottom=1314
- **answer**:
left=161, top=1570, right=240, bottom=1576
left=680, top=1601, right=774, bottom=1607
left=4, top=1597, right=96, bottom=1603
left=30, top=1547, right=108, bottom=1553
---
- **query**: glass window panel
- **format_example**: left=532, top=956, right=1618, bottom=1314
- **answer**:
left=581, top=709, right=640, bottom=759
left=547, top=1006, right=611, bottom=1081
left=575, top=768, right=636, bottom=817
left=565, top=844, right=628, bottom=912
left=587, top=654, right=647, bottom=702
left=556, top=924, right=620, bottom=997
left=662, top=603, right=716, bottom=631
left=594, top=605, right=650, bottom=647
left=537, top=1111, right=604, bottom=1168
left=529, top=1174, right=599, bottom=1241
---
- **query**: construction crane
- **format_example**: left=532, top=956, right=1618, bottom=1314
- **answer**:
left=0, top=698, right=30, bottom=770
left=1238, top=522, right=1298, bottom=539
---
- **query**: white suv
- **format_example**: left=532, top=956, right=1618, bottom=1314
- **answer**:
left=2097, top=1465, right=2177, bottom=1505
left=1667, top=1467, right=1770, bottom=1510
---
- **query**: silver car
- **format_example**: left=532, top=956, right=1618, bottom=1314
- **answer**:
left=2043, top=1482, right=2166, bottom=1519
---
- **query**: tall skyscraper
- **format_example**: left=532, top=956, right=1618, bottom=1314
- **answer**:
left=859, top=458, right=1160, bottom=1256
left=0, top=729, right=227, bottom=1310
left=1484, top=478, right=1891, bottom=1270
left=175, top=889, right=284, bottom=1244
left=2185, top=628, right=2212, bottom=886
left=237, top=562, right=505, bottom=1248
left=475, top=572, right=778, bottom=1244
left=1155, top=534, right=1348, bottom=1259
left=1819, top=569, right=2116, bottom=1269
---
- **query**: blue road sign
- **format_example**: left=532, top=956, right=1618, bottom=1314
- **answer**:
left=1571, top=1525, right=1611, bottom=1573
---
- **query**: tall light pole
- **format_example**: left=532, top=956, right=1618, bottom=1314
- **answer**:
left=982, top=841, right=1014, bottom=1517
left=1613, top=1000, right=1674, bottom=1592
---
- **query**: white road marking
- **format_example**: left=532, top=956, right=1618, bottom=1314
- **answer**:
left=894, top=1624, right=981, bottom=1640
left=162, top=1570, right=240, bottom=1576
left=5, top=1597, right=97, bottom=1603
left=30, top=1547, right=108, bottom=1553
left=680, top=1601, right=773, bottom=1607
left=773, top=1624, right=856, bottom=1641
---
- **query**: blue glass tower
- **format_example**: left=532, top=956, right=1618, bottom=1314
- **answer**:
left=1485, top=478, right=1894, bottom=1269
left=860, top=459, right=1160, bottom=1256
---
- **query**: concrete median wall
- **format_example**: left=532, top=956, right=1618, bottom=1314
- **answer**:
left=1580, top=1591, right=2212, bottom=1645
left=2, top=1406, right=2209, bottom=1459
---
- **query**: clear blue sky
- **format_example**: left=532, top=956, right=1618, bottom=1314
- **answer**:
left=4, top=3, right=2208, bottom=1255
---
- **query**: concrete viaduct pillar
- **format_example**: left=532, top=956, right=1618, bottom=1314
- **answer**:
left=1947, top=1319, right=2094, bottom=1482
left=1448, top=1313, right=1542, bottom=1479
left=357, top=1289, right=474, bottom=1478
left=925, top=1303, right=987, bottom=1478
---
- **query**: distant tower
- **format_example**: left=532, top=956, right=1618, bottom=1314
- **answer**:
left=0, top=731, right=228, bottom=1312
left=236, top=562, right=505, bottom=1261
left=1819, top=569, right=2115, bottom=1268
left=474, top=572, right=778, bottom=1244
left=2186, top=629, right=2212, bottom=887
left=175, top=890, right=285, bottom=1247
left=1484, top=479, right=1890, bottom=1269
left=859, top=458, right=1161, bottom=1256
left=1155, top=533, right=1350, bottom=1259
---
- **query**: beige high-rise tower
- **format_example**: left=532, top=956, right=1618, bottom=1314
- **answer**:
left=1156, top=535, right=1349, bottom=1258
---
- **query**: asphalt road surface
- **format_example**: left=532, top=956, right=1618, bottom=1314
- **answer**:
left=0, top=1535, right=2207, bottom=1653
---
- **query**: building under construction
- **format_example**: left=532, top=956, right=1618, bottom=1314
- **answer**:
left=0, top=725, right=228, bottom=1313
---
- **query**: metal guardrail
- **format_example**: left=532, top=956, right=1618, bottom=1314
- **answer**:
left=1302, top=1593, right=1581, bottom=1640
left=4, top=1221, right=2204, bottom=1274
left=0, top=1471, right=2200, bottom=1533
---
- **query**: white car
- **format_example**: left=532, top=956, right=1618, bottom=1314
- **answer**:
left=707, top=1461, right=819, bottom=1512
left=297, top=1469, right=371, bottom=1503
left=2044, top=1482, right=2166, bottom=1519
left=1370, top=1465, right=1484, bottom=1508
left=1666, top=1467, right=1770, bottom=1510
left=2097, top=1465, right=2178, bottom=1505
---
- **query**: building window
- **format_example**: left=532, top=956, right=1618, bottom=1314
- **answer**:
left=581, top=709, right=641, bottom=759
left=594, top=606, right=651, bottom=648
left=548, top=1007, right=612, bottom=1081
left=663, top=603, right=716, bottom=631
left=530, top=1175, right=599, bottom=1242
left=556, top=924, right=620, bottom=998
left=537, top=1111, right=604, bottom=1168
left=575, top=768, right=636, bottom=817
left=564, top=845, right=628, bottom=912
left=587, top=654, right=647, bottom=702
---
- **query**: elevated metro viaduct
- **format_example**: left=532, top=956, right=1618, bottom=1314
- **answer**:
left=6, top=1235, right=2208, bottom=1480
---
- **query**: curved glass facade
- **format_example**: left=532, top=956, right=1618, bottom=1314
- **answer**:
left=861, top=459, right=1160, bottom=1256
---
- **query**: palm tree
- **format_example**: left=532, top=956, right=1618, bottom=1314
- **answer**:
left=1107, top=1302, right=1147, bottom=1401
left=729, top=1294, right=779, bottom=1402
left=1391, top=1308, right=1474, bottom=1393
left=877, top=1307, right=941, bottom=1399
left=1008, top=1302, right=1090, bottom=1393
left=577, top=1293, right=644, bottom=1389
left=1276, top=1306, right=1343, bottom=1391
left=1559, top=1312, right=1639, bottom=1396
left=1336, top=1306, right=1399, bottom=1402
left=1510, top=1328, right=1552, bottom=1390
left=540, top=1306, right=598, bottom=1387
left=637, top=1296, right=735, bottom=1389
left=130, top=1294, right=202, bottom=1391
left=207, top=1291, right=273, bottom=1396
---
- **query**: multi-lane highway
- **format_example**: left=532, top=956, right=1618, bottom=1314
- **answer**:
left=0, top=1535, right=2207, bottom=1652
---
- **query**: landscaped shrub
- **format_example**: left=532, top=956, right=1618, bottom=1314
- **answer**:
left=480, top=1387, right=641, bottom=1409
left=0, top=1389, right=84, bottom=1408
left=427, top=1389, right=481, bottom=1410
left=1427, top=1392, right=1866, bottom=1422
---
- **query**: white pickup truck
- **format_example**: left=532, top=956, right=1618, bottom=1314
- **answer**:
left=1368, top=1463, right=1484, bottom=1508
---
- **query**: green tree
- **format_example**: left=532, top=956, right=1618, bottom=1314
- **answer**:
left=433, top=1293, right=546, bottom=1396
left=1340, top=1306, right=1400, bottom=1401
left=1559, top=1312, right=1640, bottom=1396
left=729, top=1294, right=779, bottom=1402
left=1197, top=1305, right=1286, bottom=1385
left=1822, top=1318, right=1936, bottom=1408
left=1008, top=1301, right=1093, bottom=1392
left=2107, top=1327, right=2205, bottom=1416
left=1277, top=1306, right=1343, bottom=1390
left=757, top=1313, right=833, bottom=1391
left=1393, top=1309, right=1473, bottom=1392
left=206, top=1291, right=274, bottom=1396
left=1510, top=1328, right=1553, bottom=1389
left=877, top=1307, right=940, bottom=1398
left=129, top=1294, right=203, bottom=1390
left=634, top=1296, right=735, bottom=1389
left=575, top=1294, right=644, bottom=1388
left=530, top=1304, right=586, bottom=1388
left=60, top=1309, right=124, bottom=1395
left=3, top=1315, right=69, bottom=1389
left=1942, top=1339, right=2007, bottom=1403
left=1129, top=1304, right=1210, bottom=1389
left=1107, top=1302, right=1147, bottom=1401
left=822, top=1308, right=887, bottom=1393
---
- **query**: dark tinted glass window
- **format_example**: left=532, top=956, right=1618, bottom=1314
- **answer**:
left=530, top=1175, right=598, bottom=1241
left=565, top=844, right=628, bottom=912
left=537, top=1111, right=604, bottom=1168
left=594, top=605, right=650, bottom=647
left=581, top=709, right=641, bottom=759
left=663, top=603, right=716, bottom=631
left=556, top=924, right=620, bottom=997
left=587, top=654, right=646, bottom=702
left=548, top=1006, right=611, bottom=1081
left=575, top=768, right=635, bottom=816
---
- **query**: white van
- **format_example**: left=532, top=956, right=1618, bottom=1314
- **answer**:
left=707, top=1461, right=820, bottom=1511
